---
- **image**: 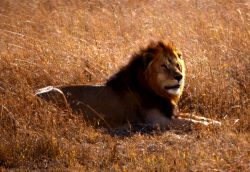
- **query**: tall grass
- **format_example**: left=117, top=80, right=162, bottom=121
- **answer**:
left=0, top=0, right=249, bottom=170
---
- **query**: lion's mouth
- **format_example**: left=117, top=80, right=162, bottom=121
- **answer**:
left=164, top=84, right=180, bottom=90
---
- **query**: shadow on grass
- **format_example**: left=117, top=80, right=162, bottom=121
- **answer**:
left=103, top=123, right=192, bottom=137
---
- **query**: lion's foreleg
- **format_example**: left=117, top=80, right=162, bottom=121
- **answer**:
left=145, top=110, right=194, bottom=130
left=176, top=113, right=221, bottom=126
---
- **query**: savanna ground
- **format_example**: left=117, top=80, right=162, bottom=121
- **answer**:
left=0, top=0, right=249, bottom=171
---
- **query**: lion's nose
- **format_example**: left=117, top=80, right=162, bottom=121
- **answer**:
left=174, top=74, right=183, bottom=82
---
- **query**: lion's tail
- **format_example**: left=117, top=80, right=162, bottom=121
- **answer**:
left=35, top=86, right=68, bottom=108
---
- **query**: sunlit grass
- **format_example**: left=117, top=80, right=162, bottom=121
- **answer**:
left=0, top=0, right=249, bottom=170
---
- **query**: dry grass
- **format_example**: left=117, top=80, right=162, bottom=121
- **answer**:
left=0, top=0, right=249, bottom=171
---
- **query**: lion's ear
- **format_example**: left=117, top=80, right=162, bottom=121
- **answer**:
left=143, top=52, right=154, bottom=67
left=157, top=41, right=165, bottom=49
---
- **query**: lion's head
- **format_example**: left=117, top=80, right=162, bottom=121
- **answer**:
left=107, top=41, right=185, bottom=106
left=142, top=41, right=185, bottom=105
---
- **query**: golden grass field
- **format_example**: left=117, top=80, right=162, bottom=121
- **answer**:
left=0, top=0, right=249, bottom=171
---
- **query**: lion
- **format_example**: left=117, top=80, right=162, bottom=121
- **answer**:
left=36, top=41, right=221, bottom=130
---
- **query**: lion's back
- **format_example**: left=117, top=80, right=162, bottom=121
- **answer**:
left=51, top=85, right=140, bottom=127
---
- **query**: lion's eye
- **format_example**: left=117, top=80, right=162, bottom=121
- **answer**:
left=177, top=52, right=182, bottom=59
left=161, top=64, right=169, bottom=71
left=176, top=63, right=181, bottom=70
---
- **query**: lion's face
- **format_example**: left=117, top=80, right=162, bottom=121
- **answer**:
left=144, top=42, right=185, bottom=104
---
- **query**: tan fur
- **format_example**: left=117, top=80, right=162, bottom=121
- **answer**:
left=36, top=41, right=221, bottom=129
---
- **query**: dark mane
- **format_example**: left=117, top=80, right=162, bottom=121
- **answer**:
left=106, top=41, right=177, bottom=119
left=106, top=53, right=144, bottom=91
left=106, top=40, right=174, bottom=90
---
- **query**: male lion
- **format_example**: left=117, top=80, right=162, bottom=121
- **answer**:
left=36, top=41, right=221, bottom=130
